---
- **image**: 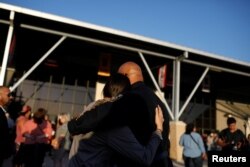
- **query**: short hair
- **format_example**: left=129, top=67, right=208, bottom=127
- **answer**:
left=227, top=117, right=236, bottom=125
left=185, top=123, right=195, bottom=134
left=102, top=73, right=131, bottom=98
left=33, top=108, right=47, bottom=124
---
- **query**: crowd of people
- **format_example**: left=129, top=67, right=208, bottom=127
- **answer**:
left=179, top=117, right=250, bottom=167
left=0, top=61, right=249, bottom=167
left=0, top=88, right=75, bottom=167
left=0, top=62, right=172, bottom=167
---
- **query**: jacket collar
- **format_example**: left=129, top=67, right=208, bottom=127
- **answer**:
left=131, top=81, right=144, bottom=89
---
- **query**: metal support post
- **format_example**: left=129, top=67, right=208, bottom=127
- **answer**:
left=10, top=36, right=66, bottom=91
left=172, top=59, right=181, bottom=121
left=0, top=11, right=15, bottom=85
left=138, top=52, right=174, bottom=120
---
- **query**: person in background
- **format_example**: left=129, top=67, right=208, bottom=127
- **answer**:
left=5, top=112, right=16, bottom=153
left=206, top=130, right=220, bottom=151
left=22, top=108, right=53, bottom=167
left=6, top=112, right=15, bottom=130
left=217, top=117, right=248, bottom=151
left=53, top=113, right=71, bottom=167
left=0, top=86, right=14, bottom=166
left=13, top=105, right=32, bottom=167
left=206, top=131, right=213, bottom=151
left=179, top=123, right=207, bottom=167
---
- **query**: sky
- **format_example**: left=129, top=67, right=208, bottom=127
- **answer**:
left=1, top=0, right=250, bottom=63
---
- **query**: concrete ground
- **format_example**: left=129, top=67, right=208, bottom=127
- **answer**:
left=2, top=153, right=53, bottom=167
left=3, top=154, right=208, bottom=167
left=173, top=160, right=208, bottom=167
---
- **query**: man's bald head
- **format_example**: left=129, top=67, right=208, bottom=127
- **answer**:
left=0, top=86, right=12, bottom=106
left=118, top=61, right=144, bottom=84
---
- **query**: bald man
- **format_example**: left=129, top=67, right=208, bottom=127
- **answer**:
left=0, top=86, right=13, bottom=166
left=118, top=62, right=171, bottom=167
left=118, top=62, right=144, bottom=84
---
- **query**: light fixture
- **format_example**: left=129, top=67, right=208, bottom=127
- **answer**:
left=202, top=75, right=210, bottom=93
left=97, top=53, right=111, bottom=77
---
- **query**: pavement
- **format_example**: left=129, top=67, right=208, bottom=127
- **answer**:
left=2, top=153, right=54, bottom=167
left=172, top=160, right=208, bottom=167
left=3, top=154, right=208, bottom=167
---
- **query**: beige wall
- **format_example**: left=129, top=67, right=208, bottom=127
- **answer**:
left=94, top=81, right=105, bottom=100
left=169, top=121, right=185, bottom=162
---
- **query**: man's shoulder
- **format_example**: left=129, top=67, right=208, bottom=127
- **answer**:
left=121, top=91, right=145, bottom=102
left=131, top=82, right=154, bottom=94
left=219, top=128, right=231, bottom=136
left=220, top=128, right=229, bottom=133
left=235, top=129, right=245, bottom=135
left=131, top=82, right=161, bottom=101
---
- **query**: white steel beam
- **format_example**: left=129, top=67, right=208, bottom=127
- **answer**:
left=20, top=24, right=249, bottom=77
left=183, top=59, right=249, bottom=77
left=178, top=67, right=209, bottom=119
left=172, top=59, right=181, bottom=121
left=138, top=52, right=174, bottom=120
left=0, top=11, right=15, bottom=85
left=10, top=36, right=66, bottom=91
left=21, top=24, right=175, bottom=60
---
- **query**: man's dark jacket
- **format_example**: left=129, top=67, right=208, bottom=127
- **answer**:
left=129, top=82, right=171, bottom=167
left=0, top=107, right=12, bottom=164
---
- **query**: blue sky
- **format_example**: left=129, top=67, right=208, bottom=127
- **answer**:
left=1, top=0, right=250, bottom=63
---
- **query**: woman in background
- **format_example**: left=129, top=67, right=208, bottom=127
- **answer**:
left=22, top=108, right=53, bottom=167
left=53, top=113, right=71, bottom=167
left=179, top=123, right=207, bottom=167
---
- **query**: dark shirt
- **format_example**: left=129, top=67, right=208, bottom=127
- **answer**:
left=68, top=92, right=148, bottom=136
left=219, top=128, right=248, bottom=151
left=129, top=82, right=170, bottom=167
left=68, top=126, right=162, bottom=167
left=130, top=82, right=170, bottom=148
left=68, top=101, right=113, bottom=135
left=0, top=108, right=12, bottom=161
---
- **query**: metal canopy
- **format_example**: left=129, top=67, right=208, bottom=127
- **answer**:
left=0, top=3, right=250, bottom=121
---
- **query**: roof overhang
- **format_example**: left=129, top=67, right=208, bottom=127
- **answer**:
left=0, top=2, right=249, bottom=78
left=0, top=3, right=249, bottom=120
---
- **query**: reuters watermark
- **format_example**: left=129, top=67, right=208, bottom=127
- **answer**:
left=207, top=151, right=249, bottom=167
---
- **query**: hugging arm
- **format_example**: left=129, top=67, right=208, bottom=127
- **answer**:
left=68, top=102, right=112, bottom=135
left=106, top=106, right=164, bottom=166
